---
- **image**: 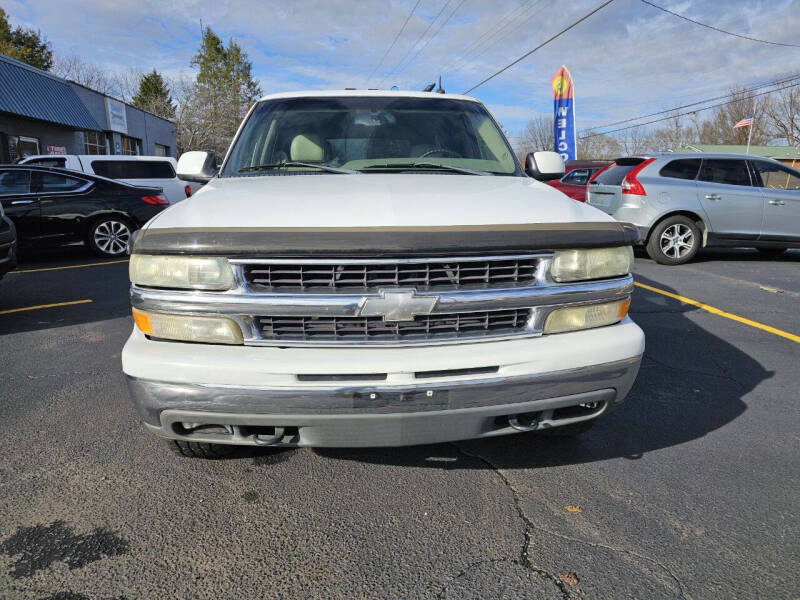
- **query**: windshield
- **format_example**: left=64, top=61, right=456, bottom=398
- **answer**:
left=221, top=96, right=520, bottom=176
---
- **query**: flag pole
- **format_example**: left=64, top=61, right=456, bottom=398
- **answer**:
left=746, top=116, right=754, bottom=154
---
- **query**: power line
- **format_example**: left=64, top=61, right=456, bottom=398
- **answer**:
left=446, top=0, right=550, bottom=75
left=365, top=0, right=423, bottom=85
left=463, top=0, right=616, bottom=94
left=393, top=0, right=468, bottom=78
left=579, top=80, right=800, bottom=139
left=582, top=73, right=800, bottom=134
left=441, top=0, right=538, bottom=74
left=378, top=0, right=453, bottom=86
left=640, top=0, right=800, bottom=48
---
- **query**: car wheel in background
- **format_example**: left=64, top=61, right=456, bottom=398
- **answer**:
left=88, top=217, right=133, bottom=257
left=646, top=215, right=701, bottom=265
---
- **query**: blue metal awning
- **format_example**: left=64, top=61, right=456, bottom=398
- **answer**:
left=0, top=54, right=103, bottom=131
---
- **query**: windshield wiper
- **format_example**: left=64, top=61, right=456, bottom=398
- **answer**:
left=238, top=161, right=357, bottom=174
left=361, top=162, right=489, bottom=176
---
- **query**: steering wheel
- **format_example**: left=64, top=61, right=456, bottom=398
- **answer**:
left=418, top=148, right=463, bottom=159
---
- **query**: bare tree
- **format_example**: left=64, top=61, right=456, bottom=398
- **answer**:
left=577, top=133, right=622, bottom=160
left=762, top=84, right=799, bottom=147
left=51, top=53, right=119, bottom=95
left=519, top=115, right=554, bottom=154
left=700, top=87, right=772, bottom=145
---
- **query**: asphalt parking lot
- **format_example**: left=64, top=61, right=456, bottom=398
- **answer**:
left=0, top=247, right=797, bottom=600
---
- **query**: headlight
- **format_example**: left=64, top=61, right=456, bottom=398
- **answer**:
left=132, top=309, right=243, bottom=344
left=130, top=254, right=234, bottom=290
left=551, top=247, right=633, bottom=282
left=544, top=299, right=630, bottom=334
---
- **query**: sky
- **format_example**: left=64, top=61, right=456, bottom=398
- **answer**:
left=4, top=0, right=800, bottom=137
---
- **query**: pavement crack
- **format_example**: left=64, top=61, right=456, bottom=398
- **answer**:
left=452, top=443, right=693, bottom=600
left=452, top=443, right=573, bottom=599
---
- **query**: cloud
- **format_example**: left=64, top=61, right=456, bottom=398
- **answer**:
left=6, top=0, right=798, bottom=135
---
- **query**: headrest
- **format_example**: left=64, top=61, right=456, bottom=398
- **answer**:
left=290, top=134, right=325, bottom=162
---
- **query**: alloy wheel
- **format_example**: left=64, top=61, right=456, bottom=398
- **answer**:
left=659, top=223, right=694, bottom=259
left=94, top=220, right=131, bottom=255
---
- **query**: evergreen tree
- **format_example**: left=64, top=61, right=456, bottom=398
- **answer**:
left=188, top=27, right=262, bottom=156
left=132, top=69, right=175, bottom=119
left=0, top=8, right=53, bottom=70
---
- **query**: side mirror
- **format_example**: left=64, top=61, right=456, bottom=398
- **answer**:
left=524, top=151, right=565, bottom=181
left=177, top=151, right=218, bottom=183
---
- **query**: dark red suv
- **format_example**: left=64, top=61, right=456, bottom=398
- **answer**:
left=547, top=161, right=610, bottom=202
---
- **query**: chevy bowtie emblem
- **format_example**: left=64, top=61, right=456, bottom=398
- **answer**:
left=359, top=290, right=439, bottom=322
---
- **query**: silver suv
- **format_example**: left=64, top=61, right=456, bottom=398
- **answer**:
left=586, top=153, right=800, bottom=264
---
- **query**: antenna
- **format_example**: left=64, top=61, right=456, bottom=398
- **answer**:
left=436, top=76, right=445, bottom=94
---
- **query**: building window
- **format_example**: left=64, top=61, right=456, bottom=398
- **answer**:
left=84, top=131, right=107, bottom=155
left=154, top=143, right=169, bottom=157
left=120, top=135, right=140, bottom=156
left=8, top=136, right=40, bottom=161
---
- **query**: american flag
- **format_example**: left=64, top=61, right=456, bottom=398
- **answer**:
left=734, top=114, right=754, bottom=129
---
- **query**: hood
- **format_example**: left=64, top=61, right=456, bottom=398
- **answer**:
left=149, top=174, right=613, bottom=229
left=135, top=174, right=637, bottom=256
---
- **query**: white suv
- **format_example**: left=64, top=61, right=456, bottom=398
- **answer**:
left=18, top=155, right=202, bottom=205
left=121, top=90, right=644, bottom=457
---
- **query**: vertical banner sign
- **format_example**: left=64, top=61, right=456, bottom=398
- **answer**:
left=552, top=65, right=576, bottom=162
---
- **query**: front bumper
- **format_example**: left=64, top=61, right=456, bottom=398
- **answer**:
left=123, top=319, right=644, bottom=447
left=0, top=216, right=18, bottom=278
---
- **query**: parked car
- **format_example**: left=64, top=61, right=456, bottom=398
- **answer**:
left=0, top=165, right=169, bottom=257
left=586, top=153, right=800, bottom=264
left=122, top=90, right=644, bottom=458
left=0, top=199, right=17, bottom=279
left=546, top=160, right=609, bottom=201
left=17, top=155, right=202, bottom=205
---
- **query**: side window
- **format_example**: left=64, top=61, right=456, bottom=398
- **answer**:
left=32, top=172, right=87, bottom=194
left=659, top=159, right=701, bottom=180
left=563, top=168, right=590, bottom=185
left=91, top=160, right=176, bottom=179
left=0, top=170, right=32, bottom=194
left=750, top=161, right=800, bottom=191
left=698, top=159, right=751, bottom=187
left=28, top=158, right=67, bottom=168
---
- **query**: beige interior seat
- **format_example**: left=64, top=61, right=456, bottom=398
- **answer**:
left=290, top=134, right=326, bottom=162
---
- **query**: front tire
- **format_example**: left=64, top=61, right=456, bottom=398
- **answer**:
left=88, top=216, right=133, bottom=257
left=168, top=440, right=238, bottom=459
left=646, top=215, right=701, bottom=265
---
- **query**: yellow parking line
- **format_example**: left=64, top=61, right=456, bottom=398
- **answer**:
left=634, top=281, right=800, bottom=344
left=0, top=299, right=93, bottom=315
left=10, top=259, right=129, bottom=274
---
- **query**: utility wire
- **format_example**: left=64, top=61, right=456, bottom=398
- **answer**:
left=640, top=0, right=800, bottom=48
left=583, top=73, right=800, bottom=134
left=393, top=0, right=468, bottom=77
left=445, top=0, right=550, bottom=75
left=365, top=0, right=423, bottom=85
left=579, top=80, right=800, bottom=139
left=379, top=0, right=453, bottom=85
left=463, top=0, right=616, bottom=94
left=441, top=0, right=537, bottom=74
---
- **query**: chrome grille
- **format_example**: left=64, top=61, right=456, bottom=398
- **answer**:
left=242, top=256, right=539, bottom=291
left=254, top=309, right=530, bottom=342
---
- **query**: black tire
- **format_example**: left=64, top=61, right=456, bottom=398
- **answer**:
left=646, top=215, right=702, bottom=265
left=537, top=419, right=596, bottom=437
left=756, top=247, right=788, bottom=258
left=87, top=215, right=134, bottom=257
left=168, top=439, right=239, bottom=459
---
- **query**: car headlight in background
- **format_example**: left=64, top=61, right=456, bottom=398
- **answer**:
left=129, top=254, right=234, bottom=290
left=132, top=309, right=243, bottom=344
left=550, top=247, right=634, bottom=282
left=544, top=299, right=630, bottom=334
